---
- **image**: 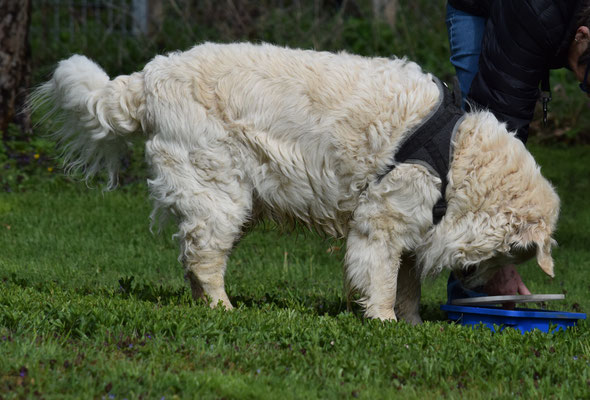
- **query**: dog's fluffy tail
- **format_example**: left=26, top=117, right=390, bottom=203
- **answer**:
left=30, top=55, right=146, bottom=189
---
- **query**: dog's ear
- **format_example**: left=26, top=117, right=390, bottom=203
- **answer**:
left=510, top=223, right=556, bottom=278
left=536, top=237, right=555, bottom=277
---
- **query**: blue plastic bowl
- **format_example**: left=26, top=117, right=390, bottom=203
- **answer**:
left=441, top=304, right=586, bottom=334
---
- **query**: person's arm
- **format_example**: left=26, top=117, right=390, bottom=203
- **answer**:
left=483, top=265, right=531, bottom=309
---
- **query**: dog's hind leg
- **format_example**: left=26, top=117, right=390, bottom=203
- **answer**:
left=147, top=138, right=252, bottom=310
left=174, top=187, right=250, bottom=310
left=183, top=245, right=235, bottom=309
left=180, top=189, right=251, bottom=310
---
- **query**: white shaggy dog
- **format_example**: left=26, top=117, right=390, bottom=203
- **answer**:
left=32, top=42, right=560, bottom=323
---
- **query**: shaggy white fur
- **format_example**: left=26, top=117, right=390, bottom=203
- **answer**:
left=31, top=42, right=560, bottom=323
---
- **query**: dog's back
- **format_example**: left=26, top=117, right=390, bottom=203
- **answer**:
left=32, top=42, right=440, bottom=233
left=140, top=43, right=441, bottom=234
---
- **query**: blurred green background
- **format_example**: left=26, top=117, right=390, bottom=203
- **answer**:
left=2, top=0, right=589, bottom=192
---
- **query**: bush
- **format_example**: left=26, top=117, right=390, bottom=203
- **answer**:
left=0, top=124, right=57, bottom=192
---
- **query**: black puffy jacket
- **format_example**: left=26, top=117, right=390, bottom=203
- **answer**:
left=449, top=0, right=583, bottom=141
left=448, top=0, right=493, bottom=17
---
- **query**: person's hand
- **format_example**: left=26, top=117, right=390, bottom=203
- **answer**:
left=483, top=265, right=531, bottom=310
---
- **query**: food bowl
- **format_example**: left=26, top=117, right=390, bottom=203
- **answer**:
left=440, top=295, right=586, bottom=334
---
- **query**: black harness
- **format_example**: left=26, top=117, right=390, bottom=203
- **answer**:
left=377, top=77, right=465, bottom=225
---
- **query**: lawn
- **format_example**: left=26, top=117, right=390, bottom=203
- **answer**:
left=1, top=144, right=589, bottom=399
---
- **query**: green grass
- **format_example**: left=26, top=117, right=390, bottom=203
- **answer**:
left=1, top=144, right=590, bottom=399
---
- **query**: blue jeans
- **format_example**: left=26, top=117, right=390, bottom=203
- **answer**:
left=446, top=4, right=487, bottom=302
left=445, top=4, right=486, bottom=108
left=446, top=273, right=487, bottom=303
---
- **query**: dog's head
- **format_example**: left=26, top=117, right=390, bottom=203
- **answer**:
left=415, top=112, right=560, bottom=288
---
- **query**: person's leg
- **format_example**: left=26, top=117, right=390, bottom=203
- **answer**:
left=445, top=4, right=487, bottom=302
left=445, top=3, right=486, bottom=107
left=446, top=272, right=486, bottom=303
left=445, top=5, right=534, bottom=306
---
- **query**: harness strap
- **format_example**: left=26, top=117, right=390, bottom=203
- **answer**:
left=377, top=77, right=465, bottom=224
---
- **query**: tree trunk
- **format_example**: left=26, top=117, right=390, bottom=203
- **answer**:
left=147, top=0, right=163, bottom=38
left=132, top=0, right=163, bottom=38
left=0, top=0, right=32, bottom=138
left=372, top=0, right=398, bottom=28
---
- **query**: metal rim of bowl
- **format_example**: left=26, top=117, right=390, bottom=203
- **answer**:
left=451, top=294, right=565, bottom=306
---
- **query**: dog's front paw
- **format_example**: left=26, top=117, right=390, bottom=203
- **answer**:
left=210, top=298, right=234, bottom=310
left=398, top=312, right=422, bottom=325
left=364, top=306, right=397, bottom=322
